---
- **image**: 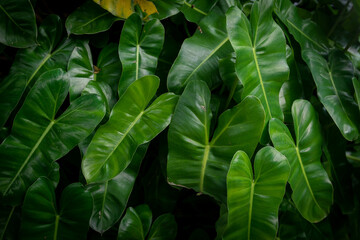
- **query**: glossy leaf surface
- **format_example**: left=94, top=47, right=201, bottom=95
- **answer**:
left=0, top=69, right=105, bottom=204
left=219, top=54, right=242, bottom=104
left=303, top=50, right=360, bottom=141
left=66, top=1, right=118, bottom=35
left=167, top=7, right=233, bottom=94
left=88, top=145, right=148, bottom=233
left=118, top=13, right=164, bottom=97
left=147, top=214, right=177, bottom=240
left=226, top=3, right=289, bottom=123
left=180, top=0, right=218, bottom=24
left=0, top=0, right=37, bottom=48
left=269, top=100, right=333, bottom=222
left=167, top=80, right=265, bottom=202
left=224, top=147, right=290, bottom=240
left=20, top=177, right=92, bottom=240
left=353, top=78, right=360, bottom=111
left=82, top=76, right=178, bottom=183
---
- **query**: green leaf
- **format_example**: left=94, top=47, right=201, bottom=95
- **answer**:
left=353, top=77, right=360, bottom=111
left=82, top=75, right=179, bottom=183
left=147, top=214, right=177, bottom=240
left=0, top=15, right=77, bottom=127
left=118, top=204, right=152, bottom=240
left=167, top=7, right=233, bottom=94
left=302, top=49, right=360, bottom=141
left=20, top=177, right=92, bottom=240
left=0, top=205, right=20, bottom=240
left=118, top=13, right=164, bottom=97
left=180, top=0, right=218, bottom=24
left=0, top=0, right=37, bottom=48
left=87, top=144, right=148, bottom=234
left=223, top=147, right=290, bottom=240
left=65, top=0, right=119, bottom=35
left=0, top=69, right=106, bottom=204
left=269, top=100, right=333, bottom=222
left=226, top=3, right=289, bottom=123
left=274, top=0, right=329, bottom=55
left=167, top=80, right=265, bottom=202
left=148, top=0, right=182, bottom=20
left=219, top=54, right=242, bottom=104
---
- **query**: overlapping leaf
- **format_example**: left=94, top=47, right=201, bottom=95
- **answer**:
left=226, top=2, right=289, bottom=123
left=180, top=0, right=218, bottom=24
left=20, top=177, right=92, bottom=240
left=269, top=100, right=333, bottom=222
left=224, top=147, right=290, bottom=240
left=167, top=80, right=265, bottom=202
left=118, top=13, right=164, bottom=97
left=82, top=76, right=178, bottom=183
left=0, top=69, right=105, bottom=204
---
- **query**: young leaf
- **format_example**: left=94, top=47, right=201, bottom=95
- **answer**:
left=82, top=75, right=178, bottom=183
left=118, top=13, right=164, bottom=97
left=303, top=50, right=360, bottom=141
left=167, top=7, right=233, bottom=94
left=88, top=144, right=148, bottom=234
left=223, top=147, right=290, bottom=240
left=0, top=0, right=37, bottom=48
left=0, top=15, right=77, bottom=127
left=167, top=80, right=265, bottom=202
left=65, top=0, right=118, bottom=35
left=20, top=177, right=92, bottom=240
left=0, top=69, right=106, bottom=205
left=226, top=2, right=289, bottom=123
left=269, top=100, right=333, bottom=222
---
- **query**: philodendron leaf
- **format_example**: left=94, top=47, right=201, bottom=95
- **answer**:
left=20, top=177, right=92, bottom=240
left=269, top=100, right=333, bottom=222
left=147, top=214, right=177, bottom=240
left=303, top=49, right=360, bottom=141
left=226, top=2, right=289, bottom=123
left=274, top=0, right=329, bottom=55
left=118, top=13, right=164, bottom=97
left=223, top=147, right=290, bottom=240
left=0, top=205, right=20, bottom=239
left=88, top=144, right=148, bottom=234
left=82, top=75, right=179, bottom=183
left=353, top=78, right=360, bottom=111
left=118, top=204, right=152, bottom=240
left=167, top=7, right=233, bottom=94
left=0, top=69, right=106, bottom=205
left=0, top=15, right=77, bottom=127
left=0, top=0, right=37, bottom=48
left=167, top=80, right=265, bottom=202
left=219, top=54, right=242, bottom=104
left=180, top=0, right=218, bottom=24
left=66, top=0, right=118, bottom=35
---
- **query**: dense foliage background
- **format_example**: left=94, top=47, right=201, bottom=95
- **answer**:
left=0, top=0, right=360, bottom=239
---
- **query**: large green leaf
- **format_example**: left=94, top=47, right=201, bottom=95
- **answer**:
left=20, top=177, right=92, bottom=240
left=302, top=50, right=360, bottom=141
left=219, top=54, right=242, bottom=104
left=180, top=0, right=218, bottom=24
left=147, top=214, right=177, bottom=240
left=269, top=99, right=333, bottom=222
left=118, top=13, right=164, bottom=97
left=167, top=7, right=233, bottom=94
left=82, top=75, right=178, bottom=183
left=65, top=0, right=119, bottom=35
left=87, top=144, right=148, bottom=234
left=223, top=147, right=290, bottom=240
left=167, top=80, right=265, bottom=202
left=274, top=0, right=329, bottom=55
left=0, top=69, right=106, bottom=204
left=0, top=0, right=37, bottom=48
left=354, top=78, right=360, bottom=111
left=0, top=205, right=20, bottom=240
left=0, top=15, right=77, bottom=127
left=226, top=2, right=289, bottom=123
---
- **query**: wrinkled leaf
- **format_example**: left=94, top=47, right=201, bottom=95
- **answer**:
left=0, top=69, right=106, bottom=204
left=20, top=177, right=92, bottom=240
left=167, top=80, right=265, bottom=202
left=269, top=100, right=333, bottom=222
left=82, top=75, right=178, bottom=183
left=224, top=147, right=290, bottom=240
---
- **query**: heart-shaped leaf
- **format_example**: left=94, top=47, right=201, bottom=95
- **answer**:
left=167, top=80, right=265, bottom=202
left=118, top=13, right=164, bottom=97
left=180, top=0, right=218, bottom=24
left=226, top=2, right=289, bottom=123
left=0, top=69, right=106, bottom=204
left=82, top=75, right=178, bottom=183
left=269, top=99, right=333, bottom=222
left=224, top=147, right=290, bottom=240
left=20, top=177, right=92, bottom=240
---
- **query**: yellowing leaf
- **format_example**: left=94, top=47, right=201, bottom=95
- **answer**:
left=93, top=0, right=158, bottom=19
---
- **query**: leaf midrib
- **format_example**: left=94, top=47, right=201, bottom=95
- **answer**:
left=183, top=1, right=207, bottom=15
left=0, top=206, right=15, bottom=240
left=0, top=4, right=26, bottom=32
left=247, top=181, right=255, bottom=240
left=73, top=12, right=110, bottom=31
